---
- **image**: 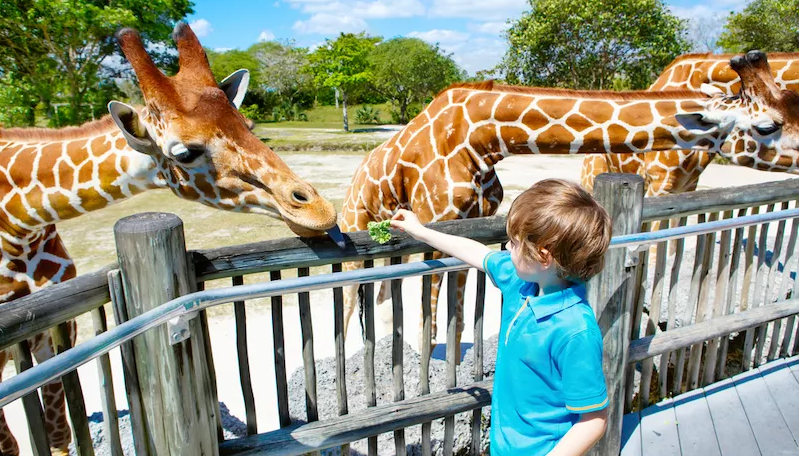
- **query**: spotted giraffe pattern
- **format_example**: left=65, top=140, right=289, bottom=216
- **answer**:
left=581, top=52, right=799, bottom=196
left=340, top=52, right=799, bottom=354
left=0, top=22, right=339, bottom=455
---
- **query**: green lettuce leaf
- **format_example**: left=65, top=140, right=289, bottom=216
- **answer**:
left=367, top=220, right=392, bottom=244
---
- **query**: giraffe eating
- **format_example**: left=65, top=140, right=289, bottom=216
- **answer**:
left=581, top=52, right=799, bottom=196
left=341, top=51, right=799, bottom=357
left=0, top=22, right=341, bottom=455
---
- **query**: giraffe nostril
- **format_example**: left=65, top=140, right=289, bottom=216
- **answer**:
left=292, top=190, right=310, bottom=204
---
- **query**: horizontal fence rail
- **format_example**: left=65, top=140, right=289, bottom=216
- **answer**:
left=3, top=207, right=799, bottom=409
left=2, top=178, right=798, bottom=353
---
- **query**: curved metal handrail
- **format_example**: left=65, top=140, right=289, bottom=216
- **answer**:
left=1, top=207, right=798, bottom=407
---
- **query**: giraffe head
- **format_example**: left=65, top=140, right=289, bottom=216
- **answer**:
left=675, top=51, right=799, bottom=172
left=107, top=22, right=344, bottom=243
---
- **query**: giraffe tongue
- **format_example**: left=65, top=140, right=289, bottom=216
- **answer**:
left=326, top=225, right=347, bottom=249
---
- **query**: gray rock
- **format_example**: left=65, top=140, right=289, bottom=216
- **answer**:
left=287, top=334, right=499, bottom=455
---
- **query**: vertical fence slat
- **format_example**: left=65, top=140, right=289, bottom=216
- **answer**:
left=91, top=305, right=124, bottom=456
left=666, top=217, right=687, bottom=397
left=269, top=270, right=291, bottom=428
left=687, top=213, right=716, bottom=391
left=13, top=340, right=51, bottom=456
left=192, top=277, right=225, bottom=443
left=332, top=263, right=350, bottom=456
left=703, top=211, right=734, bottom=386
left=746, top=204, right=774, bottom=369
left=779, top=209, right=799, bottom=357
left=718, top=208, right=748, bottom=379
left=625, top=221, right=650, bottom=411
left=362, top=260, right=378, bottom=456
left=108, top=270, right=148, bottom=456
left=766, top=202, right=790, bottom=361
left=49, top=322, right=94, bottom=456
left=470, top=271, right=486, bottom=456
left=444, top=272, right=458, bottom=456
left=641, top=220, right=669, bottom=407
left=587, top=173, right=645, bottom=456
left=297, top=267, right=319, bottom=424
left=739, top=207, right=761, bottom=370
left=420, top=253, right=433, bottom=456
left=232, top=275, right=257, bottom=435
left=389, top=256, right=406, bottom=456
left=680, top=214, right=707, bottom=393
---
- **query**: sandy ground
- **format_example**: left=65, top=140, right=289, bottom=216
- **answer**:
left=3, top=139, right=797, bottom=454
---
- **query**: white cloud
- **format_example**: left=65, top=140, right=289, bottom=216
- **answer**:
left=258, top=30, right=276, bottom=42
left=408, top=29, right=470, bottom=45
left=293, top=14, right=369, bottom=35
left=467, top=21, right=511, bottom=36
left=189, top=19, right=213, bottom=37
left=288, top=0, right=424, bottom=35
left=428, top=0, right=527, bottom=21
left=214, top=47, right=233, bottom=52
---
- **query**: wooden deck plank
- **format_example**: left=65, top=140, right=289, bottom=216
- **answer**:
left=788, top=356, right=799, bottom=384
left=672, top=388, right=721, bottom=456
left=640, top=398, right=681, bottom=456
left=731, top=366, right=798, bottom=455
left=759, top=358, right=799, bottom=445
left=621, top=412, right=643, bottom=456
left=703, top=377, right=761, bottom=456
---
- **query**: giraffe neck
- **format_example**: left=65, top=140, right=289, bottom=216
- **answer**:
left=429, top=87, right=724, bottom=165
left=0, top=121, right=163, bottom=236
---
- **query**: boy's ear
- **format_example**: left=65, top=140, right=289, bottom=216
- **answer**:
left=539, top=247, right=554, bottom=268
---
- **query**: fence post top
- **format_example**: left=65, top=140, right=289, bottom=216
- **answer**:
left=114, top=212, right=183, bottom=234
left=595, top=173, right=645, bottom=185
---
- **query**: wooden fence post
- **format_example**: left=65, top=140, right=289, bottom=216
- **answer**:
left=113, top=213, right=218, bottom=456
left=586, top=174, right=645, bottom=456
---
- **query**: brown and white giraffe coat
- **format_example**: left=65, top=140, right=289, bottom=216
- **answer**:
left=582, top=52, right=799, bottom=196
left=341, top=51, right=799, bottom=353
left=0, top=22, right=341, bottom=455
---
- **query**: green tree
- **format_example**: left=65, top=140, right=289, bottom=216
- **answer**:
left=369, top=37, right=464, bottom=124
left=717, top=0, right=799, bottom=52
left=499, top=0, right=690, bottom=90
left=251, top=40, right=314, bottom=107
left=0, top=0, right=192, bottom=126
left=206, top=48, right=261, bottom=85
left=306, top=32, right=381, bottom=131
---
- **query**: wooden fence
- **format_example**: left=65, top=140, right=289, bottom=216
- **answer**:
left=2, top=176, right=799, bottom=456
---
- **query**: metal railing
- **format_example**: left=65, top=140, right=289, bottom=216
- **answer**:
left=2, top=206, right=799, bottom=408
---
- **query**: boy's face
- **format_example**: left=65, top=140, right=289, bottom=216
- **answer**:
left=508, top=238, right=546, bottom=282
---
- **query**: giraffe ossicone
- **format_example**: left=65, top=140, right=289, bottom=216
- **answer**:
left=0, top=21, right=340, bottom=455
left=341, top=50, right=799, bottom=357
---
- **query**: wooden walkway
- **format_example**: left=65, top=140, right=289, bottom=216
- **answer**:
left=621, top=356, right=799, bottom=456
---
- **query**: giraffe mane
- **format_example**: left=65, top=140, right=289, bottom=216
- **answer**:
left=443, top=81, right=708, bottom=100
left=660, top=52, right=799, bottom=72
left=0, top=115, right=117, bottom=142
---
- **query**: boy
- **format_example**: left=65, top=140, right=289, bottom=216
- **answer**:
left=391, top=179, right=611, bottom=456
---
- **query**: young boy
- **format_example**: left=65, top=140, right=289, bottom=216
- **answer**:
left=391, top=179, right=612, bottom=456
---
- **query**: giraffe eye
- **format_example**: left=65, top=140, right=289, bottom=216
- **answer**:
left=174, top=144, right=206, bottom=164
left=753, top=123, right=780, bottom=136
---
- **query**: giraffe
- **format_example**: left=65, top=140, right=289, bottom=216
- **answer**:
left=339, top=51, right=799, bottom=356
left=0, top=22, right=341, bottom=455
left=581, top=52, right=799, bottom=196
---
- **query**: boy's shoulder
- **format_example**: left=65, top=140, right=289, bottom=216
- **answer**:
left=550, top=295, right=602, bottom=351
left=483, top=250, right=523, bottom=292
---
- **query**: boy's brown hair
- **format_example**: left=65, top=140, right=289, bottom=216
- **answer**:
left=506, top=179, right=612, bottom=282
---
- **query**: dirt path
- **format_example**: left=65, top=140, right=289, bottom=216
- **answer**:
left=4, top=131, right=797, bottom=454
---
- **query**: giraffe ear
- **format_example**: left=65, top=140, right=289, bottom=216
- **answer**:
left=219, top=69, right=250, bottom=109
left=699, top=83, right=724, bottom=97
left=674, top=112, right=733, bottom=134
left=108, top=101, right=158, bottom=155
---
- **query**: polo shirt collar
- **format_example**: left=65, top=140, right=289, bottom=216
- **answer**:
left=523, top=282, right=586, bottom=320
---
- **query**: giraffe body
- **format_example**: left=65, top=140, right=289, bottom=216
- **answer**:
left=0, top=22, right=340, bottom=455
left=581, top=52, right=799, bottom=196
left=341, top=52, right=799, bottom=355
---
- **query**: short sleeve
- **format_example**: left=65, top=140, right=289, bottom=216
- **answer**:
left=482, top=251, right=519, bottom=293
left=558, top=329, right=608, bottom=414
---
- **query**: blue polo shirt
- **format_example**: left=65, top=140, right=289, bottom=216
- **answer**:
left=483, top=251, right=608, bottom=456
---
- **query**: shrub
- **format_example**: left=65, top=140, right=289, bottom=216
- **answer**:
left=356, top=105, right=382, bottom=124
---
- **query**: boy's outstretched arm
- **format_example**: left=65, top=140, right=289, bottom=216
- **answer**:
left=390, top=210, right=492, bottom=271
left=546, top=409, right=608, bottom=456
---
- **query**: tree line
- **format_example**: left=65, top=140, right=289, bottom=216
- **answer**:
left=1, top=0, right=796, bottom=131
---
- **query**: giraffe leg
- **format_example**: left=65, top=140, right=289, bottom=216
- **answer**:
left=580, top=154, right=610, bottom=193
left=31, top=324, right=75, bottom=456
left=0, top=350, right=21, bottom=456
left=342, top=261, right=365, bottom=341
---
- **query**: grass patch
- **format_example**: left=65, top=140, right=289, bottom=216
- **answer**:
left=304, top=102, right=393, bottom=124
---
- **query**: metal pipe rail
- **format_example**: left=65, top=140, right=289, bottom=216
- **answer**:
left=2, top=207, right=798, bottom=408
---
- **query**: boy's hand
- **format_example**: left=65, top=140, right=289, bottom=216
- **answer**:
left=390, top=209, right=423, bottom=235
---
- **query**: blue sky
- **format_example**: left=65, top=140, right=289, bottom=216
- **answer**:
left=187, top=0, right=748, bottom=76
